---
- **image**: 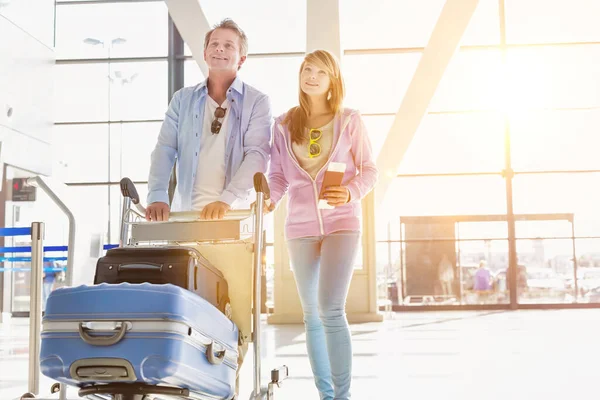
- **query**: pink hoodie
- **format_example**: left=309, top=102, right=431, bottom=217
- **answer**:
left=268, top=108, right=379, bottom=240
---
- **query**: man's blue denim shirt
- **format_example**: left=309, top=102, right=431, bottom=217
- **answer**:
left=147, top=76, right=272, bottom=210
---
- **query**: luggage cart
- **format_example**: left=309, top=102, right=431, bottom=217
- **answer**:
left=22, top=173, right=288, bottom=400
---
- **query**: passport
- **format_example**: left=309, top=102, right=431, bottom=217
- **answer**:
left=318, top=162, right=346, bottom=209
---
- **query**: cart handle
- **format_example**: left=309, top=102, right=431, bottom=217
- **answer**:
left=120, top=177, right=255, bottom=222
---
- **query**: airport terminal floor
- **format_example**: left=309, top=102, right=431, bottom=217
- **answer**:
left=2, top=309, right=598, bottom=400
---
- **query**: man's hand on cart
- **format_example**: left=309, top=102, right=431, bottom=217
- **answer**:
left=200, top=201, right=231, bottom=220
left=146, top=202, right=170, bottom=221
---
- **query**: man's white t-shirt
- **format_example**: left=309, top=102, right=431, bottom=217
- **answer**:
left=191, top=96, right=230, bottom=210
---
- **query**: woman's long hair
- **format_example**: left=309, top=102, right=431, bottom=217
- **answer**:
left=284, top=50, right=345, bottom=144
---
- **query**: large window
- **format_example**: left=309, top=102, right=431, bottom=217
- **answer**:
left=513, top=173, right=600, bottom=237
left=340, top=0, right=500, bottom=49
left=55, top=2, right=169, bottom=60
left=397, top=113, right=505, bottom=174
left=183, top=0, right=306, bottom=55
left=365, top=1, right=600, bottom=308
left=385, top=176, right=507, bottom=217
left=343, top=53, right=421, bottom=114
left=55, top=61, right=168, bottom=123
left=52, top=124, right=110, bottom=183
left=53, top=0, right=169, bottom=245
left=511, top=110, right=600, bottom=172
left=505, top=0, right=600, bottom=44
left=506, top=46, right=600, bottom=110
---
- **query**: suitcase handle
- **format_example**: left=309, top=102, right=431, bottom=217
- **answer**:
left=118, top=263, right=163, bottom=272
left=206, top=341, right=226, bottom=365
left=79, top=322, right=127, bottom=346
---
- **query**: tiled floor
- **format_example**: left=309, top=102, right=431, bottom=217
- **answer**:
left=1, top=309, right=597, bottom=399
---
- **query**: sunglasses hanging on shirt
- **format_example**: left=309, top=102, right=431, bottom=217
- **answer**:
left=308, top=128, right=322, bottom=158
left=211, top=106, right=227, bottom=135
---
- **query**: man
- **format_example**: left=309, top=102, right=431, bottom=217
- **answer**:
left=145, top=18, right=271, bottom=395
left=146, top=18, right=272, bottom=221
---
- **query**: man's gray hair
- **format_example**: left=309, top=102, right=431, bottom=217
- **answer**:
left=204, top=18, right=248, bottom=57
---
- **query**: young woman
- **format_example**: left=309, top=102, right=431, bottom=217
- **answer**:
left=266, top=49, right=378, bottom=400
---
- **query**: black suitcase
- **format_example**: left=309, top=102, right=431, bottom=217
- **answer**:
left=94, top=246, right=231, bottom=317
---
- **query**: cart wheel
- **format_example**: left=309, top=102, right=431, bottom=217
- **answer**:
left=50, top=383, right=61, bottom=393
left=20, top=393, right=36, bottom=399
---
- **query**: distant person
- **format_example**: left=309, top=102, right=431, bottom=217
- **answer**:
left=473, top=260, right=492, bottom=302
left=517, top=264, right=528, bottom=298
left=438, top=254, right=454, bottom=297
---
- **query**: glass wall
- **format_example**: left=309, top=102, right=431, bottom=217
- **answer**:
left=54, top=0, right=170, bottom=246
left=370, top=0, right=600, bottom=308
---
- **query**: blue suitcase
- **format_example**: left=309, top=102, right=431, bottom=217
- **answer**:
left=40, top=283, right=239, bottom=400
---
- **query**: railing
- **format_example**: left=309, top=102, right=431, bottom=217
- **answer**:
left=0, top=224, right=49, bottom=398
left=0, top=225, right=118, bottom=400
left=0, top=244, right=117, bottom=271
left=26, top=177, right=76, bottom=287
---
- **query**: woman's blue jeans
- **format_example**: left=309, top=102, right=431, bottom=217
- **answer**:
left=287, top=230, right=360, bottom=400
